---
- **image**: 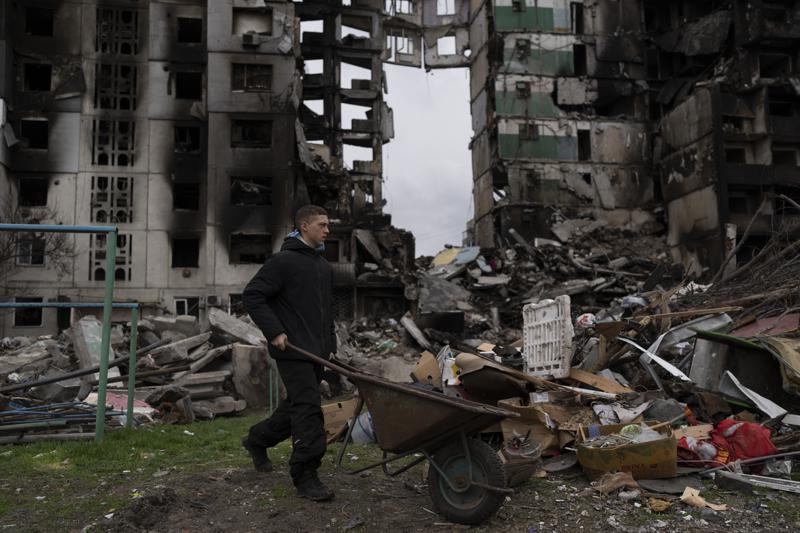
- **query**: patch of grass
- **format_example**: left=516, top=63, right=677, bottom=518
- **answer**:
left=0, top=414, right=268, bottom=525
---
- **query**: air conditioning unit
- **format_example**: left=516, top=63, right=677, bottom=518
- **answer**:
left=207, top=295, right=219, bottom=306
left=242, top=32, right=260, bottom=47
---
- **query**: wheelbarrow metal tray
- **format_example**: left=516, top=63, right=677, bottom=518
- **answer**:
left=351, top=374, right=519, bottom=454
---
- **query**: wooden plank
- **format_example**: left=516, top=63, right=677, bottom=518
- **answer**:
left=568, top=368, right=634, bottom=394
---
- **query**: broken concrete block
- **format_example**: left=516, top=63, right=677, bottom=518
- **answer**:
left=231, top=343, right=270, bottom=409
left=180, top=370, right=231, bottom=387
left=139, top=330, right=161, bottom=347
left=28, top=368, right=82, bottom=403
left=173, top=344, right=233, bottom=381
left=147, top=332, right=212, bottom=365
left=0, top=340, right=58, bottom=378
left=161, top=331, right=187, bottom=343
left=192, top=396, right=246, bottom=416
left=208, top=307, right=265, bottom=346
left=72, top=317, right=120, bottom=385
left=145, top=385, right=194, bottom=424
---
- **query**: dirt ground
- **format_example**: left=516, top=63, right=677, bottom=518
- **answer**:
left=96, top=451, right=799, bottom=533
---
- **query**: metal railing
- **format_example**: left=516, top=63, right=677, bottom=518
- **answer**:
left=0, top=223, right=120, bottom=441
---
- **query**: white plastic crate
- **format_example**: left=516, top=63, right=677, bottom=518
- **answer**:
left=522, top=295, right=574, bottom=379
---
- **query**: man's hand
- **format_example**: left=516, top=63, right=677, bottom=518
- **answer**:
left=271, top=333, right=288, bottom=351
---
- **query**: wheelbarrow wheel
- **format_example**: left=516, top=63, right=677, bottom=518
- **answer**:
left=427, top=438, right=506, bottom=525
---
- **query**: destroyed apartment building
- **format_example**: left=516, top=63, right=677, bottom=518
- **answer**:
left=2, top=0, right=800, bottom=338
left=459, top=0, right=800, bottom=276
left=0, top=0, right=414, bottom=337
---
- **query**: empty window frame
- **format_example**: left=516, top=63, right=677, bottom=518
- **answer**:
left=173, top=182, right=200, bottom=211
left=16, top=235, right=46, bottom=266
left=759, top=53, right=792, bottom=78
left=577, top=130, right=591, bottom=160
left=385, top=0, right=414, bottom=16
left=571, top=3, right=585, bottom=34
left=232, top=7, right=273, bottom=35
left=772, top=147, right=798, bottom=165
left=25, top=7, right=54, bottom=37
left=96, top=8, right=139, bottom=55
left=174, top=71, right=203, bottom=100
left=231, top=120, right=272, bottom=148
left=14, top=297, right=43, bottom=327
left=90, top=176, right=134, bottom=223
left=232, top=63, right=273, bottom=92
left=230, top=234, right=271, bottom=264
left=95, top=63, right=137, bottom=110
left=177, top=17, right=203, bottom=43
left=519, top=123, right=539, bottom=141
left=19, top=120, right=49, bottom=150
left=89, top=232, right=133, bottom=281
left=174, top=297, right=200, bottom=318
left=573, top=44, right=587, bottom=76
left=230, top=176, right=272, bottom=206
left=24, top=63, right=52, bottom=92
left=436, top=0, right=456, bottom=16
left=172, top=237, right=200, bottom=268
left=92, top=120, right=135, bottom=166
left=175, top=126, right=201, bottom=152
left=18, top=177, right=48, bottom=207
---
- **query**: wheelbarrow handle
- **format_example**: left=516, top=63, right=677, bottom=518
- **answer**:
left=286, top=342, right=359, bottom=380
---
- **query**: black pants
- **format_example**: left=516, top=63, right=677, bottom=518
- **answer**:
left=247, top=359, right=326, bottom=483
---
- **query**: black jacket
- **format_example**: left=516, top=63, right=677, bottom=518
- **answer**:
left=243, top=236, right=336, bottom=360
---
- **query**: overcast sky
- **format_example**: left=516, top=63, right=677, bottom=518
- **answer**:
left=380, top=66, right=473, bottom=257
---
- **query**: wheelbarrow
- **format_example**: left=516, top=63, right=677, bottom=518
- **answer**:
left=287, top=343, right=521, bottom=525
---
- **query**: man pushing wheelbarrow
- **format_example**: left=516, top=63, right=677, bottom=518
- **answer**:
left=241, top=205, right=519, bottom=524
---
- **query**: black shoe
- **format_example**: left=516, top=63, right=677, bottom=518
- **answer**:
left=295, top=472, right=334, bottom=502
left=241, top=436, right=273, bottom=473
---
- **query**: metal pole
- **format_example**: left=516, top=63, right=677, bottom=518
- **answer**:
left=95, top=230, right=118, bottom=442
left=126, top=307, right=138, bottom=429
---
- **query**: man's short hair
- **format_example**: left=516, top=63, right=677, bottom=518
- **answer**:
left=295, top=205, right=328, bottom=228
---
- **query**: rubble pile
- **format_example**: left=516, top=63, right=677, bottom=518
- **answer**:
left=0, top=308, right=285, bottom=439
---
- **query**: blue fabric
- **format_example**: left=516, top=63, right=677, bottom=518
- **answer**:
left=288, top=229, right=325, bottom=252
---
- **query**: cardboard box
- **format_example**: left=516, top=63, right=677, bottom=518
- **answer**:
left=576, top=422, right=677, bottom=480
left=410, top=351, right=441, bottom=386
left=322, top=398, right=359, bottom=439
left=497, top=398, right=573, bottom=454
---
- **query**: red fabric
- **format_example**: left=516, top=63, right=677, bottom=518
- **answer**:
left=711, top=419, right=777, bottom=462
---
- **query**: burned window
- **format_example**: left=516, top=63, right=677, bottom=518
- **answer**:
left=175, top=297, right=200, bottom=318
left=95, top=64, right=137, bottom=110
left=772, top=147, right=798, bottom=166
left=14, top=297, right=43, bottom=327
left=232, top=63, right=273, bottom=92
left=19, top=120, right=49, bottom=150
left=90, top=176, right=134, bottom=224
left=725, top=147, right=747, bottom=164
left=172, top=237, right=200, bottom=268
left=92, top=120, right=135, bottom=166
left=175, top=126, right=201, bottom=152
left=573, top=45, right=587, bottom=76
left=174, top=71, right=203, bottom=100
left=24, top=63, right=52, bottom=92
left=231, top=176, right=272, bottom=206
left=759, top=53, right=792, bottom=79
left=25, top=7, right=54, bottom=36
left=96, top=8, right=139, bottom=55
left=577, top=130, right=591, bottom=161
left=232, top=8, right=273, bottom=36
left=519, top=123, right=539, bottom=141
left=16, top=235, right=46, bottom=266
left=571, top=3, right=584, bottom=34
left=89, top=232, right=132, bottom=281
left=231, top=120, right=272, bottom=148
left=173, top=182, right=200, bottom=211
left=18, top=177, right=48, bottom=207
left=177, top=17, right=203, bottom=43
left=230, top=234, right=271, bottom=264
